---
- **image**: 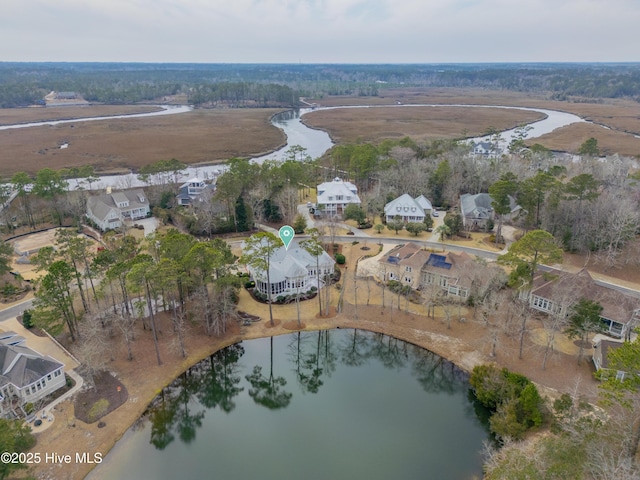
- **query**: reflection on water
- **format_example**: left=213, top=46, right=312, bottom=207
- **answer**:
left=89, top=329, right=489, bottom=480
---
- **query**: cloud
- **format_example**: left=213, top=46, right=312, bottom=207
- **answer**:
left=1, top=0, right=639, bottom=62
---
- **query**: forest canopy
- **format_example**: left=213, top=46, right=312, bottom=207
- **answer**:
left=1, top=62, right=639, bottom=107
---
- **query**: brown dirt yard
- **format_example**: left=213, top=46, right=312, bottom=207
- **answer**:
left=24, top=238, right=640, bottom=480
left=0, top=108, right=286, bottom=177
left=302, top=106, right=545, bottom=144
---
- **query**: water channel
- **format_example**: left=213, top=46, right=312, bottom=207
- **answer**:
left=70, top=103, right=585, bottom=189
left=0, top=102, right=586, bottom=191
left=87, top=329, right=490, bottom=480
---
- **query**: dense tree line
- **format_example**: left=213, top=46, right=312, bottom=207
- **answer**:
left=189, top=82, right=298, bottom=107
left=1, top=62, right=639, bottom=108
left=31, top=228, right=241, bottom=373
left=315, top=136, right=640, bottom=265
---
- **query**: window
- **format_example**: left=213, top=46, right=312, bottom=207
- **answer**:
left=47, top=374, right=52, bottom=381
left=405, top=266, right=412, bottom=272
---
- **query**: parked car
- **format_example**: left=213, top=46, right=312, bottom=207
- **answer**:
left=432, top=210, right=439, bottom=217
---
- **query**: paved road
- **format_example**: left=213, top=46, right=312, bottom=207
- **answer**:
left=0, top=298, right=34, bottom=322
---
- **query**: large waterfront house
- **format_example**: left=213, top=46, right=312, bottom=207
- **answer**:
left=377, top=242, right=502, bottom=300
left=0, top=332, right=65, bottom=418
left=460, top=193, right=521, bottom=231
left=383, top=194, right=433, bottom=223
left=176, top=177, right=216, bottom=206
left=316, top=177, right=361, bottom=216
left=244, top=239, right=335, bottom=301
left=524, top=268, right=640, bottom=340
left=86, top=188, right=150, bottom=231
left=472, top=141, right=499, bottom=158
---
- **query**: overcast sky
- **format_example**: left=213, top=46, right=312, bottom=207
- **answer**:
left=2, top=0, right=639, bottom=63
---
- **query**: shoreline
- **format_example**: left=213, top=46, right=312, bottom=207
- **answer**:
left=31, top=294, right=597, bottom=480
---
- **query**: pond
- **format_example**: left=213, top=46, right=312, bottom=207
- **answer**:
left=88, top=329, right=490, bottom=480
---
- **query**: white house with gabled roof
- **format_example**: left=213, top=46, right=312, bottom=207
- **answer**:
left=316, top=177, right=361, bottom=216
left=244, top=239, right=335, bottom=301
left=0, top=332, right=65, bottom=418
left=86, top=188, right=150, bottom=231
left=384, top=194, right=433, bottom=223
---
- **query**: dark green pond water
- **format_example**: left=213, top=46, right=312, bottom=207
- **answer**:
left=88, top=329, right=489, bottom=480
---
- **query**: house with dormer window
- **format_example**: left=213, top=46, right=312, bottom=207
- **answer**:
left=87, top=188, right=150, bottom=231
left=377, top=243, right=502, bottom=300
left=384, top=194, right=433, bottom=223
left=0, top=332, right=65, bottom=418
left=244, top=239, right=335, bottom=301
left=316, top=178, right=361, bottom=216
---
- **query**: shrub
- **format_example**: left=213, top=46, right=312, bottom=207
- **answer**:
left=22, top=309, right=34, bottom=329
left=470, top=364, right=545, bottom=440
left=335, top=253, right=346, bottom=264
left=2, top=283, right=18, bottom=296
left=88, top=399, right=110, bottom=423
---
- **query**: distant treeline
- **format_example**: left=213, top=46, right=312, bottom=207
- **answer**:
left=189, top=82, right=297, bottom=107
left=0, top=62, right=639, bottom=107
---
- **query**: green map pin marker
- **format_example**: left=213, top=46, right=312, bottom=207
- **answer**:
left=278, top=225, right=295, bottom=250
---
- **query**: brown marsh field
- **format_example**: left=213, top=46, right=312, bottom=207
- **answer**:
left=313, top=88, right=640, bottom=156
left=302, top=105, right=545, bottom=144
left=0, top=108, right=286, bottom=177
left=0, top=105, right=161, bottom=125
left=1, top=88, right=640, bottom=178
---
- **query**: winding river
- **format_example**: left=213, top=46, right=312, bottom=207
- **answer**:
left=82, top=103, right=584, bottom=189
left=1, top=102, right=585, bottom=191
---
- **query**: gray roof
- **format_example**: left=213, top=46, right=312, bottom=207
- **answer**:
left=414, top=195, right=433, bottom=211
left=87, top=188, right=148, bottom=222
left=244, top=238, right=335, bottom=283
left=111, top=192, right=129, bottom=205
left=0, top=340, right=63, bottom=390
left=460, top=193, right=493, bottom=220
left=384, top=194, right=426, bottom=217
left=460, top=193, right=520, bottom=220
